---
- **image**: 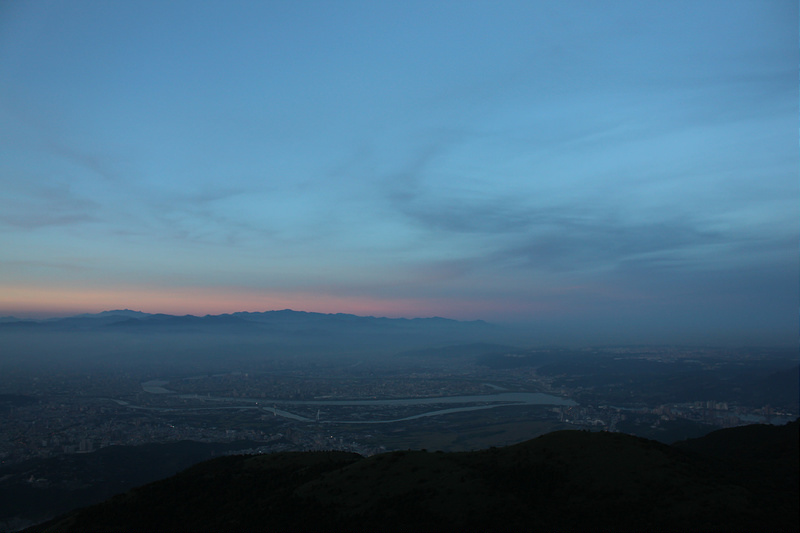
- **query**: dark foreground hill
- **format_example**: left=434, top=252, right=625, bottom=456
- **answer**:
left=0, top=440, right=270, bottom=531
left=31, top=421, right=798, bottom=532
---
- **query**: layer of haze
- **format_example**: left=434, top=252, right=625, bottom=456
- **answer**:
left=0, top=1, right=797, bottom=345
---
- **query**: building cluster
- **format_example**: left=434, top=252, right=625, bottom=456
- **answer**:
left=555, top=401, right=793, bottom=431
left=1, top=353, right=795, bottom=467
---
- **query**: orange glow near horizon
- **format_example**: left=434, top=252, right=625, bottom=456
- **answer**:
left=0, top=284, right=542, bottom=321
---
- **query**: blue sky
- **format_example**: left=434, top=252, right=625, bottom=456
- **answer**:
left=0, top=0, right=797, bottom=345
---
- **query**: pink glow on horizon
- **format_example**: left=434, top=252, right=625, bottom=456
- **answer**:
left=0, top=284, right=559, bottom=322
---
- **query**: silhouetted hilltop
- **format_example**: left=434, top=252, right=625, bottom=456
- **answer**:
left=677, top=419, right=798, bottom=466
left=0, top=440, right=269, bottom=530
left=31, top=421, right=798, bottom=532
left=675, top=420, right=799, bottom=505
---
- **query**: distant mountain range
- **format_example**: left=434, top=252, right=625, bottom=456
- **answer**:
left=30, top=421, right=799, bottom=532
left=0, top=310, right=500, bottom=350
left=0, top=309, right=507, bottom=364
left=0, top=309, right=493, bottom=332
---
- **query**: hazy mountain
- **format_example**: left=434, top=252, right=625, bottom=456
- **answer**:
left=0, top=310, right=506, bottom=369
left=71, top=310, right=153, bottom=320
left=0, top=310, right=152, bottom=331
left=0, top=309, right=494, bottom=335
left=30, top=421, right=799, bottom=532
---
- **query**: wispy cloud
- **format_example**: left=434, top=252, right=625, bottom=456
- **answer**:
left=0, top=1, right=794, bottom=343
left=0, top=176, right=100, bottom=229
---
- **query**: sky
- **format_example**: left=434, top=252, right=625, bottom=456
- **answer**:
left=0, top=0, right=797, bottom=345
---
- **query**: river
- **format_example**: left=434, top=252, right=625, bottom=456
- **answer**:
left=138, top=380, right=576, bottom=423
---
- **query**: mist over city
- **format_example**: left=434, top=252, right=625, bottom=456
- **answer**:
left=1, top=1, right=797, bottom=531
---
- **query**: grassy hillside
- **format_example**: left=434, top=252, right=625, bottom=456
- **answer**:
left=32, top=421, right=798, bottom=532
left=0, top=440, right=268, bottom=530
